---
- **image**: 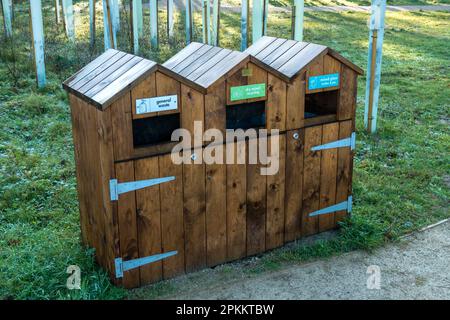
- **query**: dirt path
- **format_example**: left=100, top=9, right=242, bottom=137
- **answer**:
left=136, top=220, right=450, bottom=300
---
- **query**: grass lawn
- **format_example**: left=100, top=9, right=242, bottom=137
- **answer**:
left=0, top=1, right=448, bottom=299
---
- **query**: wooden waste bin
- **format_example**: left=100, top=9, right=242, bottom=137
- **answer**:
left=63, top=38, right=362, bottom=288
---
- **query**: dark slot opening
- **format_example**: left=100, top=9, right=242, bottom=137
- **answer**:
left=305, top=90, right=339, bottom=118
left=226, top=101, right=266, bottom=130
left=132, top=113, right=180, bottom=148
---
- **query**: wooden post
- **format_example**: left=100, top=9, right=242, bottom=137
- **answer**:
left=1, top=0, right=12, bottom=37
left=364, top=0, right=386, bottom=133
left=263, top=0, right=268, bottom=35
left=55, top=0, right=61, bottom=24
left=61, top=0, right=75, bottom=41
left=150, top=0, right=158, bottom=49
left=212, top=0, right=220, bottom=46
left=131, top=0, right=138, bottom=53
left=167, top=0, right=174, bottom=39
left=202, top=0, right=208, bottom=44
left=30, top=0, right=46, bottom=88
left=240, top=0, right=248, bottom=51
left=252, top=0, right=263, bottom=43
left=89, top=0, right=96, bottom=47
left=292, top=0, right=304, bottom=41
left=136, top=0, right=142, bottom=35
left=103, top=0, right=115, bottom=49
left=185, top=0, right=192, bottom=44
left=112, top=0, right=120, bottom=32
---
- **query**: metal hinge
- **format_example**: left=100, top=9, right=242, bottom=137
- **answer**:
left=311, top=132, right=356, bottom=151
left=308, top=196, right=353, bottom=217
left=109, top=176, right=175, bottom=201
left=115, top=251, right=178, bottom=278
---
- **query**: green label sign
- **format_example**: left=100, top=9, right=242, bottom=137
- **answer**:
left=230, top=83, right=266, bottom=101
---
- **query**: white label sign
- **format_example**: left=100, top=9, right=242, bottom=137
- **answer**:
left=136, top=95, right=178, bottom=115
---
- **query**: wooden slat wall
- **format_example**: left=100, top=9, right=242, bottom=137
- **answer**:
left=267, top=74, right=287, bottom=131
left=286, top=75, right=305, bottom=130
left=338, top=65, right=357, bottom=120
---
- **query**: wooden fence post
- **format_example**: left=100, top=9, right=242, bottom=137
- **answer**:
left=212, top=0, right=219, bottom=46
left=1, top=0, right=12, bottom=37
left=112, top=0, right=120, bottom=32
left=364, top=0, right=386, bottom=133
left=30, top=0, right=46, bottom=88
left=185, top=0, right=192, bottom=44
left=240, top=0, right=248, bottom=51
left=103, top=0, right=115, bottom=49
left=252, top=0, right=263, bottom=43
left=89, top=0, right=96, bottom=47
left=150, top=0, right=158, bottom=49
left=55, top=0, right=61, bottom=24
left=131, top=0, right=139, bottom=53
left=61, top=0, right=75, bottom=41
left=292, top=0, right=304, bottom=41
left=167, top=0, right=174, bottom=39
left=136, top=0, right=142, bottom=35
left=263, top=0, right=268, bottom=35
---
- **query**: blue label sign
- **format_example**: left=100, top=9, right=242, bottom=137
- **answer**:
left=308, top=73, right=339, bottom=90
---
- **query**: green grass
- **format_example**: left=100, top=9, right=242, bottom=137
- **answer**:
left=0, top=1, right=449, bottom=299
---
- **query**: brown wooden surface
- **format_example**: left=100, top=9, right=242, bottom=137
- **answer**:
left=155, top=71, right=181, bottom=116
left=163, top=42, right=204, bottom=69
left=226, top=64, right=248, bottom=106
left=266, top=134, right=286, bottom=250
left=246, top=140, right=266, bottom=256
left=284, top=129, right=304, bottom=242
left=338, top=66, right=357, bottom=120
left=318, top=122, right=339, bottom=232
left=205, top=162, right=227, bottom=266
left=323, top=55, right=341, bottom=92
left=261, top=40, right=296, bottom=66
left=159, top=153, right=185, bottom=278
left=115, top=161, right=140, bottom=288
left=131, top=73, right=157, bottom=119
left=305, top=55, right=324, bottom=94
left=286, top=76, right=305, bottom=130
left=335, top=120, right=353, bottom=224
left=181, top=84, right=204, bottom=148
left=134, top=157, right=163, bottom=284
left=183, top=155, right=206, bottom=272
left=302, top=125, right=322, bottom=236
left=111, top=93, right=134, bottom=161
left=205, top=81, right=226, bottom=134
left=267, top=74, right=287, bottom=130
left=246, top=62, right=268, bottom=103
left=226, top=142, right=247, bottom=261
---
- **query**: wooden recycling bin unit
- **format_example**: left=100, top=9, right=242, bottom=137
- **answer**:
left=63, top=38, right=362, bottom=289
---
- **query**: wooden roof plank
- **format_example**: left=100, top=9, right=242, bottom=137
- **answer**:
left=261, top=39, right=297, bottom=66
left=277, top=44, right=328, bottom=78
left=64, top=49, right=119, bottom=88
left=269, top=41, right=309, bottom=70
left=186, top=48, right=233, bottom=82
left=244, top=36, right=277, bottom=56
left=83, top=56, right=143, bottom=98
left=70, top=51, right=128, bottom=91
left=254, top=38, right=288, bottom=60
left=171, top=44, right=215, bottom=73
left=92, top=60, right=157, bottom=107
left=179, top=46, right=223, bottom=77
left=162, top=42, right=204, bottom=69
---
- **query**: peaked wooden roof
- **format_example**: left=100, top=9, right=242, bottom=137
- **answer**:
left=162, top=42, right=250, bottom=92
left=63, top=49, right=158, bottom=109
left=245, top=36, right=363, bottom=82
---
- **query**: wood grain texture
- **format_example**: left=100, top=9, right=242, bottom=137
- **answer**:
left=226, top=64, right=248, bottom=106
left=181, top=84, right=204, bottom=148
left=305, top=55, right=324, bottom=94
left=115, top=161, right=140, bottom=288
left=267, top=74, right=287, bottom=131
left=155, top=71, right=181, bottom=116
left=205, top=82, right=226, bottom=139
left=131, top=72, right=157, bottom=119
left=318, top=122, right=338, bottom=232
left=266, top=134, right=286, bottom=250
left=302, top=125, right=322, bottom=236
left=159, top=153, right=185, bottom=278
left=284, top=129, right=304, bottom=242
left=323, top=54, right=341, bottom=92
left=338, top=65, right=357, bottom=120
left=247, top=62, right=268, bottom=103
left=111, top=93, right=134, bottom=161
left=135, top=157, right=162, bottom=284
left=286, top=76, right=305, bottom=130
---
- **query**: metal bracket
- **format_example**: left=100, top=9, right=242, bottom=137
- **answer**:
left=110, top=176, right=175, bottom=201
left=115, top=251, right=178, bottom=278
left=311, top=132, right=356, bottom=152
left=308, top=196, right=352, bottom=217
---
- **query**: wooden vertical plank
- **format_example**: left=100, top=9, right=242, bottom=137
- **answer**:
left=205, top=162, right=227, bottom=266
left=305, top=55, right=324, bottom=94
left=159, top=153, right=185, bottom=278
left=205, top=81, right=226, bottom=134
left=156, top=71, right=181, bottom=116
left=338, top=66, right=357, bottom=120
left=226, top=141, right=247, bottom=260
left=115, top=161, right=140, bottom=288
left=89, top=0, right=96, bottom=47
left=150, top=0, right=158, bottom=49
left=246, top=139, right=266, bottom=256
left=135, top=157, right=162, bottom=284
left=226, top=65, right=248, bottom=106
left=301, top=125, right=322, bottom=236
left=1, top=0, right=12, bottom=37
left=252, top=0, right=263, bottom=43
left=293, top=0, right=304, bottom=42
left=111, top=93, right=134, bottom=161
left=183, top=154, right=206, bottom=272
left=323, top=55, right=341, bottom=91
left=103, top=0, right=112, bottom=49
left=284, top=129, right=304, bottom=242
left=30, top=0, right=46, bottom=88
left=286, top=75, right=305, bottom=130
left=136, top=0, right=143, bottom=35
left=181, top=84, right=204, bottom=148
left=266, top=134, right=286, bottom=250
left=240, top=0, right=248, bottom=51
left=61, top=0, right=75, bottom=41
left=212, top=0, right=220, bottom=46
left=335, top=120, right=353, bottom=224
left=167, top=0, right=174, bottom=38
left=267, top=74, right=286, bottom=131
left=131, top=0, right=139, bottom=54
left=247, top=62, right=267, bottom=103
left=55, top=0, right=61, bottom=24
left=185, top=0, right=192, bottom=44
left=131, top=73, right=156, bottom=119
left=318, top=122, right=338, bottom=232
left=112, top=0, right=120, bottom=32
